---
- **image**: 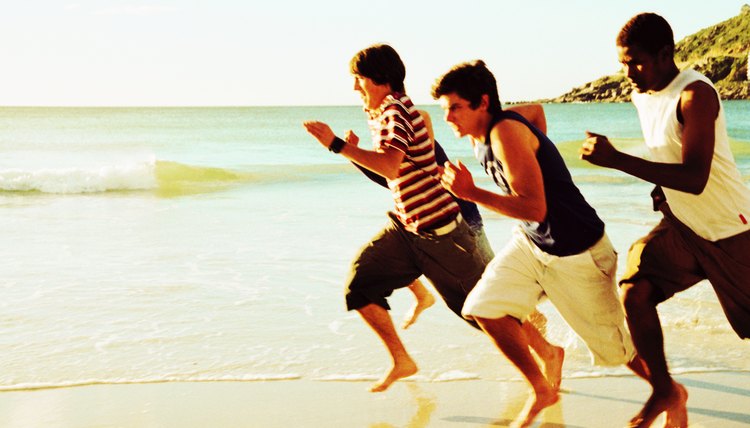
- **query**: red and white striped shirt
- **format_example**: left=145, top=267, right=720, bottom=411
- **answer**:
left=367, top=93, right=459, bottom=233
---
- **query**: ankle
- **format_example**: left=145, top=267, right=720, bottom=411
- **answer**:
left=536, top=343, right=562, bottom=360
left=651, top=378, right=677, bottom=395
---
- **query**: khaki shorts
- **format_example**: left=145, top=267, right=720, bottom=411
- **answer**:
left=463, top=227, right=635, bottom=366
left=620, top=207, right=750, bottom=339
left=620, top=217, right=705, bottom=301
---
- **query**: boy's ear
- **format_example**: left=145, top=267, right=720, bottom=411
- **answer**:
left=657, top=44, right=674, bottom=63
left=479, top=94, right=490, bottom=111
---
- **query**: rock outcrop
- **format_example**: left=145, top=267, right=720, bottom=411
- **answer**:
left=546, top=5, right=750, bottom=102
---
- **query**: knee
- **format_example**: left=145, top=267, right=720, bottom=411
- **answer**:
left=621, top=280, right=655, bottom=312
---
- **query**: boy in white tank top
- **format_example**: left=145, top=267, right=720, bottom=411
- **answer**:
left=580, top=12, right=750, bottom=428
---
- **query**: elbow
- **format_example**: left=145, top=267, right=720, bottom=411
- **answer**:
left=381, top=149, right=405, bottom=181
left=526, top=204, right=547, bottom=223
left=383, top=166, right=400, bottom=181
left=685, top=184, right=707, bottom=195
left=685, top=176, right=709, bottom=195
left=529, top=210, right=546, bottom=224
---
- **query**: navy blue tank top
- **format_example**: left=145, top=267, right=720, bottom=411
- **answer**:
left=475, top=110, right=604, bottom=256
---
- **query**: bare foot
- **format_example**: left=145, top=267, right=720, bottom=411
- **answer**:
left=663, top=383, right=688, bottom=428
left=541, top=345, right=565, bottom=390
left=511, top=383, right=560, bottom=428
left=370, top=358, right=418, bottom=392
left=402, top=292, right=435, bottom=329
left=627, top=381, right=688, bottom=428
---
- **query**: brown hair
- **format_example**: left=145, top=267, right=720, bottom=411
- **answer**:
left=432, top=60, right=502, bottom=115
left=349, top=44, right=406, bottom=93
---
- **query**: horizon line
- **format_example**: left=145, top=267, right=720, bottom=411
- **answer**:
left=0, top=100, right=633, bottom=109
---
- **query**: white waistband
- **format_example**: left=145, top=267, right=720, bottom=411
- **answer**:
left=424, top=213, right=463, bottom=236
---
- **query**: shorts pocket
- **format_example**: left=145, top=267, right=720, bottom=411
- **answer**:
left=589, top=246, right=617, bottom=279
left=450, top=231, right=477, bottom=255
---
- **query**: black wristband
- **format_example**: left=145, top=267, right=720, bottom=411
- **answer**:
left=328, top=137, right=346, bottom=154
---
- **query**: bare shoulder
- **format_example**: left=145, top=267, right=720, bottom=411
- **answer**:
left=681, top=80, right=719, bottom=120
left=683, top=80, right=718, bottom=102
left=417, top=109, right=433, bottom=126
left=416, top=109, right=435, bottom=140
left=492, top=118, right=529, bottom=138
left=490, top=119, right=538, bottom=157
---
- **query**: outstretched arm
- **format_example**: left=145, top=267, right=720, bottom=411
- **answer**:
left=507, top=103, right=547, bottom=134
left=353, top=162, right=388, bottom=187
left=303, top=121, right=404, bottom=180
left=579, top=81, right=717, bottom=195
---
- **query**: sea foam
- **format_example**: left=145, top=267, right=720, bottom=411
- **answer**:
left=0, top=159, right=254, bottom=195
left=0, top=162, right=157, bottom=193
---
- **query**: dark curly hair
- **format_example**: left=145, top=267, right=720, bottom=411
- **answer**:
left=431, top=60, right=502, bottom=115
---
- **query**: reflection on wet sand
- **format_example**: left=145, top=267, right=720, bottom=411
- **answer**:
left=442, top=381, right=570, bottom=428
left=370, top=383, right=436, bottom=428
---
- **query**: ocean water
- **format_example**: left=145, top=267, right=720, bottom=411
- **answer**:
left=1, top=102, right=749, bottom=391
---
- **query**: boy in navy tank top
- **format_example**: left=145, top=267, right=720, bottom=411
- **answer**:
left=433, top=60, right=648, bottom=427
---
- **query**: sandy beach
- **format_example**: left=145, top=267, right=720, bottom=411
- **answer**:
left=1, top=372, right=748, bottom=427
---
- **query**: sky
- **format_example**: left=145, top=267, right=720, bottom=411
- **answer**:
left=2, top=0, right=748, bottom=106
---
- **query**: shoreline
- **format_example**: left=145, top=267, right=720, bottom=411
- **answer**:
left=1, top=367, right=746, bottom=393
left=1, top=372, right=748, bottom=427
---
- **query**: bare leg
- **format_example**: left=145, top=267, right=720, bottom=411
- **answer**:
left=357, top=303, right=418, bottom=392
left=524, top=311, right=565, bottom=390
left=475, top=316, right=559, bottom=428
left=622, top=280, right=688, bottom=428
left=626, top=353, right=651, bottom=381
left=402, top=279, right=436, bottom=329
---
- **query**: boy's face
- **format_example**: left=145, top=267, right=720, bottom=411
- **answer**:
left=617, top=44, right=670, bottom=93
left=353, top=74, right=390, bottom=110
left=438, top=92, right=485, bottom=139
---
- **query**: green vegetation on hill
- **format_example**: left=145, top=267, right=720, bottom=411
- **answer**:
left=546, top=5, right=750, bottom=102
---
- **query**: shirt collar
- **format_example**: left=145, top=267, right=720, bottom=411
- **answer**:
left=365, top=92, right=402, bottom=119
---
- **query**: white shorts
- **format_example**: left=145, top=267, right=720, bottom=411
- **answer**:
left=462, top=227, right=635, bottom=366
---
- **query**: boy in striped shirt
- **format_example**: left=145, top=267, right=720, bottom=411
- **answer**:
left=304, top=44, right=559, bottom=392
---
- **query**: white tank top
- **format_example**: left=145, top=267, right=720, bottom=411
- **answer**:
left=632, top=69, right=750, bottom=241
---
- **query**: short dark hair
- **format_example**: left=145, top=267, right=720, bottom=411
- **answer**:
left=617, top=13, right=674, bottom=55
left=431, top=60, right=503, bottom=115
left=349, top=44, right=406, bottom=93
